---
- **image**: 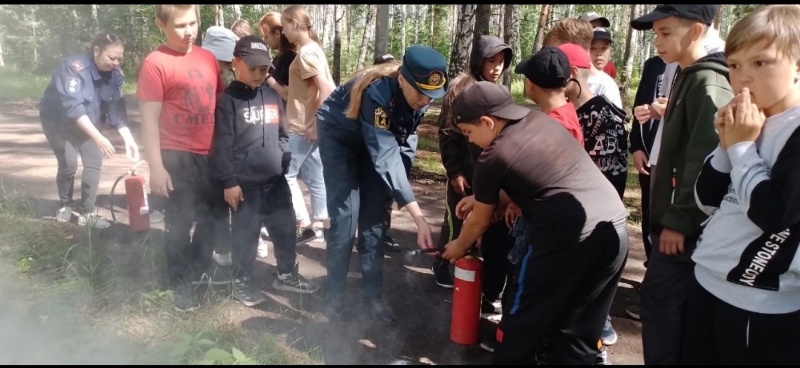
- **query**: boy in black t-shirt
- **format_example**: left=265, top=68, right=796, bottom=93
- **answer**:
left=442, top=81, right=629, bottom=365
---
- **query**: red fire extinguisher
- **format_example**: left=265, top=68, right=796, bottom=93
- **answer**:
left=450, top=254, right=483, bottom=345
left=110, top=161, right=150, bottom=232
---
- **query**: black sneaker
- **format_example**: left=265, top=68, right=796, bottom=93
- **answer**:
left=595, top=345, right=611, bottom=365
left=232, top=275, right=267, bottom=307
left=296, top=227, right=317, bottom=246
left=481, top=298, right=502, bottom=314
left=192, top=266, right=232, bottom=286
left=480, top=336, right=499, bottom=353
left=272, top=272, right=320, bottom=294
left=173, top=283, right=199, bottom=312
left=365, top=298, right=396, bottom=325
left=324, top=295, right=348, bottom=321
left=432, top=260, right=454, bottom=288
left=384, top=235, right=401, bottom=252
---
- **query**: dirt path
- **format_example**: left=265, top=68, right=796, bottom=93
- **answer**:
left=0, top=97, right=645, bottom=365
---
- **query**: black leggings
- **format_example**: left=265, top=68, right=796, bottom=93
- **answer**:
left=42, top=121, right=103, bottom=213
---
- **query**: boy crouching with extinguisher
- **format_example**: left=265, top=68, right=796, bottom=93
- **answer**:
left=209, top=36, right=319, bottom=308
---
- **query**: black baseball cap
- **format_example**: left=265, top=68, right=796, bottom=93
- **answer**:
left=373, top=53, right=396, bottom=65
left=452, top=81, right=531, bottom=124
left=233, top=35, right=273, bottom=68
left=579, top=11, right=611, bottom=28
left=593, top=27, right=613, bottom=43
left=514, top=46, right=571, bottom=89
left=631, top=5, right=717, bottom=31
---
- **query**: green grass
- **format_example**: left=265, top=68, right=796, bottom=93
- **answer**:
left=0, top=179, right=322, bottom=365
left=413, top=153, right=446, bottom=176
left=0, top=65, right=137, bottom=101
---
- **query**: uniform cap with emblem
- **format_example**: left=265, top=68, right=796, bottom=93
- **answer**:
left=400, top=45, right=448, bottom=99
left=233, top=35, right=273, bottom=69
left=203, top=26, right=237, bottom=62
left=452, top=81, right=531, bottom=124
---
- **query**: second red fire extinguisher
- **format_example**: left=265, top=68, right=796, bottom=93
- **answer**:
left=450, top=254, right=483, bottom=345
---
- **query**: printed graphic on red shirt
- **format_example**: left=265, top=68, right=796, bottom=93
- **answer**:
left=137, top=46, right=222, bottom=154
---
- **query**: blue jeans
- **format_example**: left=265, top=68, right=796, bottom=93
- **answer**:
left=285, top=133, right=328, bottom=225
left=317, top=119, right=389, bottom=300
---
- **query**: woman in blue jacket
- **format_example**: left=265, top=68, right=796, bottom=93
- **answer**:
left=316, top=45, right=447, bottom=324
left=39, top=33, right=139, bottom=229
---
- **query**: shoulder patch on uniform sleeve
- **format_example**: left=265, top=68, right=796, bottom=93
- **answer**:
left=65, top=77, right=80, bottom=94
left=374, top=107, right=389, bottom=130
left=69, top=60, right=87, bottom=72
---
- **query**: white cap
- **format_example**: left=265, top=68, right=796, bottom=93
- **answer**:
left=202, top=26, right=237, bottom=62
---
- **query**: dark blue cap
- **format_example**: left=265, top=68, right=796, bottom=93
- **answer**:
left=400, top=45, right=449, bottom=99
left=631, top=5, right=717, bottom=31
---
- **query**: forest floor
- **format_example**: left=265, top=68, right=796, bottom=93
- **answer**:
left=0, top=96, right=645, bottom=365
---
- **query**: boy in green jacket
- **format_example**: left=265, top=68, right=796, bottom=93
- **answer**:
left=629, top=5, right=733, bottom=365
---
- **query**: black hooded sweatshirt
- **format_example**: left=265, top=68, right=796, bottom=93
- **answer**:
left=438, top=35, right=512, bottom=181
left=210, top=81, right=291, bottom=190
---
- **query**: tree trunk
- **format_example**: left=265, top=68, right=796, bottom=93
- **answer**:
left=413, top=5, right=419, bottom=44
left=401, top=5, right=407, bottom=52
left=90, top=4, right=100, bottom=34
left=0, top=40, right=5, bottom=68
left=713, top=4, right=723, bottom=30
left=232, top=4, right=241, bottom=21
left=497, top=4, right=504, bottom=40
left=429, top=4, right=435, bottom=45
left=374, top=4, right=390, bottom=59
left=214, top=5, right=224, bottom=27
left=356, top=4, right=375, bottom=70
left=333, top=4, right=343, bottom=85
left=532, top=4, right=551, bottom=52
left=620, top=4, right=639, bottom=108
left=502, top=4, right=517, bottom=87
left=448, top=4, right=476, bottom=77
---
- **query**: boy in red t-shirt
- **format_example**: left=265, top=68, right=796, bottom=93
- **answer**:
left=515, top=46, right=583, bottom=144
left=137, top=4, right=226, bottom=312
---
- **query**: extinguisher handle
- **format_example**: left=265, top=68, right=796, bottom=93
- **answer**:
left=130, top=160, right=145, bottom=175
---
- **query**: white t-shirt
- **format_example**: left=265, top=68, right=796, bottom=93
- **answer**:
left=648, top=27, right=726, bottom=166
left=587, top=71, right=623, bottom=109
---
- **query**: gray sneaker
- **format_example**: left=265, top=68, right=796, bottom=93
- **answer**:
left=55, top=206, right=73, bottom=223
left=77, top=213, right=112, bottom=229
left=173, top=283, right=199, bottom=312
left=272, top=272, right=319, bottom=294
left=232, top=275, right=267, bottom=307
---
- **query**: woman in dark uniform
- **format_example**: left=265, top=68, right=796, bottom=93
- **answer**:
left=316, top=45, right=447, bottom=325
left=39, top=33, right=139, bottom=229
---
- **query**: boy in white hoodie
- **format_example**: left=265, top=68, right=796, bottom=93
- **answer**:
left=684, top=5, right=800, bottom=364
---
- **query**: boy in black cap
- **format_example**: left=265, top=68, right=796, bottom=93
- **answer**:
left=210, top=35, right=319, bottom=308
left=442, top=81, right=629, bottom=365
left=630, top=5, right=732, bottom=365
left=515, top=46, right=583, bottom=144
left=591, top=27, right=616, bottom=79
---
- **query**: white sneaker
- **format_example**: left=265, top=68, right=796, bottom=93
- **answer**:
left=77, top=213, right=112, bottom=229
left=260, top=226, right=269, bottom=238
left=212, top=251, right=233, bottom=267
left=313, top=226, right=324, bottom=242
left=149, top=210, right=164, bottom=223
left=55, top=206, right=73, bottom=223
left=257, top=237, right=269, bottom=258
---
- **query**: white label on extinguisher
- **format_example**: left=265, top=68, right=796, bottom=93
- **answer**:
left=140, top=184, right=150, bottom=215
left=454, top=267, right=476, bottom=282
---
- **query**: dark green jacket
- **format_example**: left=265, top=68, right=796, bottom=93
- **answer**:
left=650, top=52, right=733, bottom=241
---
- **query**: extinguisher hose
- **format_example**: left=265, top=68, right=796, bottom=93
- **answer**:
left=108, top=172, right=129, bottom=223
left=107, top=161, right=145, bottom=224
